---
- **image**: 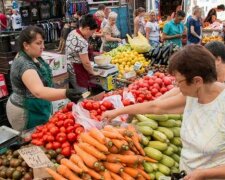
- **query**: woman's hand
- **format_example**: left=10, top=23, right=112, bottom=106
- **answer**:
left=102, top=110, right=119, bottom=121
left=117, top=38, right=122, bottom=43
left=184, top=169, right=206, bottom=180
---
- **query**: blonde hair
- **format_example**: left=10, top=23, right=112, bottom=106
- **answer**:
left=108, top=11, right=118, bottom=19
left=95, top=10, right=105, bottom=18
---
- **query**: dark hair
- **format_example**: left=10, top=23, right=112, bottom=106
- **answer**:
left=135, top=7, right=145, bottom=17
left=18, top=26, right=45, bottom=51
left=205, top=41, right=225, bottom=63
left=79, top=14, right=98, bottom=30
left=217, top=4, right=225, bottom=10
left=98, top=4, right=106, bottom=11
left=204, top=8, right=217, bottom=23
left=168, top=45, right=217, bottom=84
left=176, top=10, right=186, bottom=17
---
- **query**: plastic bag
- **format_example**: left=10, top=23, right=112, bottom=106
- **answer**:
left=123, top=89, right=136, bottom=103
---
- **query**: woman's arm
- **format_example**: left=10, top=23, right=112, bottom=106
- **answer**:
left=22, top=69, right=66, bottom=101
left=157, top=87, right=181, bottom=100
left=102, top=93, right=186, bottom=121
left=79, top=53, right=96, bottom=75
left=105, top=34, right=121, bottom=42
left=190, top=25, right=201, bottom=39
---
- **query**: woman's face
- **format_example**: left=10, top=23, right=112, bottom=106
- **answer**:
left=85, top=27, right=96, bottom=39
left=109, top=18, right=116, bottom=26
left=140, top=12, right=145, bottom=17
left=150, top=13, right=156, bottom=21
left=23, top=33, right=44, bottom=58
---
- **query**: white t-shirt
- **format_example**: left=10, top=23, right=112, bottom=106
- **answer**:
left=101, top=18, right=108, bottom=29
left=65, top=30, right=88, bottom=64
left=180, top=90, right=225, bottom=178
left=11, top=13, right=22, bottom=30
left=145, top=21, right=160, bottom=42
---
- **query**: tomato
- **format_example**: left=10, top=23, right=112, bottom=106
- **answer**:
left=159, top=73, right=165, bottom=79
left=90, top=110, right=98, bottom=116
left=52, top=142, right=61, bottom=150
left=49, top=117, right=58, bottom=123
left=73, top=124, right=81, bottom=129
left=67, top=133, right=77, bottom=142
left=100, top=105, right=106, bottom=111
left=151, top=88, right=158, bottom=96
left=154, top=72, right=162, bottom=77
left=42, top=127, right=48, bottom=133
left=84, top=102, right=93, bottom=110
left=160, top=87, right=168, bottom=94
left=90, top=114, right=97, bottom=120
left=97, top=109, right=102, bottom=115
left=66, top=126, right=75, bottom=133
left=61, top=147, right=71, bottom=157
left=163, top=77, right=172, bottom=85
left=155, top=78, right=163, bottom=86
left=146, top=94, right=152, bottom=101
left=137, top=97, right=144, bottom=103
left=57, top=114, right=67, bottom=120
left=36, top=125, right=44, bottom=132
left=47, top=135, right=55, bottom=142
left=153, top=83, right=160, bottom=90
left=56, top=133, right=67, bottom=143
left=122, top=99, right=131, bottom=106
left=60, top=126, right=66, bottom=133
left=31, top=139, right=43, bottom=146
left=66, top=112, right=74, bottom=120
left=43, top=135, right=48, bottom=142
left=102, top=101, right=113, bottom=110
left=31, top=133, right=38, bottom=139
left=138, top=94, right=145, bottom=99
left=155, top=92, right=162, bottom=97
left=75, top=127, right=84, bottom=134
left=50, top=126, right=59, bottom=135
left=47, top=123, right=55, bottom=130
left=92, top=102, right=100, bottom=110
left=56, top=120, right=64, bottom=127
left=64, top=119, right=74, bottom=127
left=61, top=142, right=70, bottom=148
left=97, top=115, right=102, bottom=121
left=143, top=76, right=150, bottom=80
left=67, top=102, right=74, bottom=111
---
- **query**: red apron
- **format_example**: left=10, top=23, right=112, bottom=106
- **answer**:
left=73, top=29, right=93, bottom=88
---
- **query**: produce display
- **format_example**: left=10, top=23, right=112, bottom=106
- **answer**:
left=30, top=102, right=84, bottom=157
left=46, top=125, right=158, bottom=180
left=104, top=44, right=132, bottom=57
left=202, top=35, right=223, bottom=44
left=132, top=114, right=182, bottom=179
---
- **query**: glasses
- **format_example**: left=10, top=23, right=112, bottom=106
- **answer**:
left=173, top=78, right=186, bottom=86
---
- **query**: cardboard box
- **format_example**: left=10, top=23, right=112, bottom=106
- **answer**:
left=42, top=51, right=67, bottom=77
left=52, top=73, right=69, bottom=89
left=0, top=74, right=9, bottom=98
left=52, top=99, right=70, bottom=113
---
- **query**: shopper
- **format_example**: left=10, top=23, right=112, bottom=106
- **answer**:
left=101, top=12, right=121, bottom=52
left=163, top=10, right=186, bottom=47
left=145, top=10, right=160, bottom=47
left=171, top=5, right=182, bottom=19
left=134, top=7, right=146, bottom=36
left=66, top=14, right=100, bottom=93
left=187, top=6, right=202, bottom=44
left=103, top=45, right=225, bottom=178
left=204, top=4, right=225, bottom=24
left=6, top=26, right=82, bottom=131
left=11, top=9, right=22, bottom=31
left=0, top=10, right=7, bottom=31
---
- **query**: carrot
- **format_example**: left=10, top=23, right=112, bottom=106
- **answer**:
left=138, top=169, right=150, bottom=180
left=80, top=133, right=108, bottom=152
left=137, top=155, right=158, bottom=163
left=81, top=173, right=92, bottom=180
left=74, top=144, right=100, bottom=169
left=70, top=154, right=88, bottom=172
left=137, top=164, right=144, bottom=170
left=106, top=154, right=139, bottom=164
left=89, top=128, right=106, bottom=144
left=124, top=167, right=139, bottom=178
left=46, top=168, right=67, bottom=180
left=60, top=158, right=83, bottom=174
left=121, top=150, right=135, bottom=155
left=105, top=137, right=113, bottom=147
left=110, top=172, right=123, bottom=180
left=125, top=163, right=138, bottom=168
left=86, top=167, right=103, bottom=179
left=106, top=154, right=120, bottom=163
left=103, top=162, right=124, bottom=173
left=137, top=175, right=145, bottom=180
left=111, top=139, right=129, bottom=150
left=102, top=130, right=124, bottom=140
left=121, top=172, right=135, bottom=180
left=57, top=165, right=82, bottom=180
left=79, top=142, right=106, bottom=160
left=117, top=128, right=133, bottom=137
left=130, top=145, right=140, bottom=154
left=108, top=145, right=119, bottom=154
left=100, top=170, right=112, bottom=180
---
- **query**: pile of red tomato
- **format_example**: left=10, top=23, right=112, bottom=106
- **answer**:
left=31, top=102, right=84, bottom=157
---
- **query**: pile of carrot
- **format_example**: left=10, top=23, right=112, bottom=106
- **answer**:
left=46, top=125, right=157, bottom=180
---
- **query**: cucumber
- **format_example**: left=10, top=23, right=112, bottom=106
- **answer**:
left=167, top=114, right=182, bottom=120
left=152, top=130, right=169, bottom=143
left=148, top=141, right=168, bottom=151
left=155, top=171, right=165, bottom=180
left=143, top=162, right=154, bottom=173
left=158, top=119, right=177, bottom=127
left=144, top=147, right=163, bottom=161
left=177, top=147, right=182, bottom=155
left=160, top=155, right=175, bottom=168
left=148, top=173, right=155, bottom=180
left=175, top=120, right=182, bottom=127
left=157, top=127, right=174, bottom=139
left=171, top=137, right=182, bottom=146
left=169, top=127, right=181, bottom=137
left=135, top=114, right=152, bottom=122
left=172, top=154, right=180, bottom=163
left=162, top=146, right=174, bottom=156
left=148, top=163, right=158, bottom=171
left=145, top=114, right=168, bottom=121
left=169, top=144, right=179, bottom=153
left=137, top=120, right=158, bottom=129
left=141, top=136, right=149, bottom=146
left=158, top=163, right=170, bottom=175
left=171, top=167, right=179, bottom=174
left=131, top=119, right=138, bottom=124
left=146, top=136, right=151, bottom=141
left=136, top=126, right=153, bottom=136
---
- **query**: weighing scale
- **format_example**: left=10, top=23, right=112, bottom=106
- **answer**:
left=90, top=64, right=118, bottom=91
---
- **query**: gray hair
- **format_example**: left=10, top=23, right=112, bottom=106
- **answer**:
left=192, top=6, right=201, bottom=15
left=108, top=11, right=118, bottom=19
left=95, top=10, right=105, bottom=18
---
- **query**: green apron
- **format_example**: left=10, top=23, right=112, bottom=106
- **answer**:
left=19, top=51, right=53, bottom=129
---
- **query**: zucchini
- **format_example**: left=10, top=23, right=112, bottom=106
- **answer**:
left=171, top=167, right=179, bottom=174
left=144, top=147, right=163, bottom=161
left=169, top=144, right=179, bottom=153
left=135, top=114, right=152, bottom=122
left=158, top=119, right=177, bottom=127
left=145, top=114, right=168, bottom=121
left=169, top=127, right=181, bottom=137
left=162, top=146, right=174, bottom=156
left=175, top=120, right=182, bottom=127
left=158, top=163, right=170, bottom=175
left=148, top=141, right=168, bottom=151
left=141, top=136, right=149, bottom=146
left=148, top=173, right=155, bottom=180
left=177, top=147, right=182, bottom=155
left=167, top=114, right=181, bottom=120
left=172, top=154, right=180, bottom=163
left=155, top=171, right=165, bottom=180
left=137, top=120, right=158, bottom=129
left=160, top=155, right=175, bottom=168
left=136, top=126, right=153, bottom=136
left=152, top=130, right=169, bottom=143
left=143, top=162, right=154, bottom=173
left=148, top=163, right=158, bottom=171
left=131, top=119, right=138, bottom=124
left=157, top=127, right=174, bottom=139
left=171, top=137, right=182, bottom=146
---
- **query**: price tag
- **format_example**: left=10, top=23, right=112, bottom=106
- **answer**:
left=212, top=31, right=219, bottom=36
left=134, top=62, right=143, bottom=71
left=124, top=70, right=136, bottom=79
left=159, top=176, right=171, bottom=180
left=18, top=146, right=53, bottom=168
left=147, top=70, right=154, bottom=77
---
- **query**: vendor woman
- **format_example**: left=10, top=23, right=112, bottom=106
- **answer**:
left=7, top=26, right=82, bottom=131
left=103, top=45, right=225, bottom=179
left=66, top=14, right=100, bottom=93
